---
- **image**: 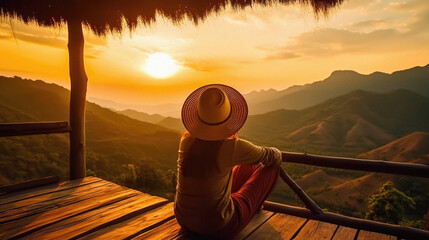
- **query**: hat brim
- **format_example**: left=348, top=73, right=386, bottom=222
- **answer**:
left=182, top=84, right=248, bottom=141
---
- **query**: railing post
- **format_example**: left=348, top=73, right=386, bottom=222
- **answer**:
left=67, top=17, right=87, bottom=180
left=425, top=209, right=429, bottom=230
left=279, top=167, right=323, bottom=214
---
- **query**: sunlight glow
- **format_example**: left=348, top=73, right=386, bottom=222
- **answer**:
left=143, top=53, right=179, bottom=79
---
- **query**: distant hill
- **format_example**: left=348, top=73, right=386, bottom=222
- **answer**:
left=311, top=132, right=429, bottom=212
left=295, top=169, right=346, bottom=190
left=241, top=89, right=429, bottom=155
left=0, top=101, right=70, bottom=185
left=116, top=109, right=186, bottom=132
left=248, top=64, right=429, bottom=114
left=158, top=117, right=185, bottom=132
left=315, top=173, right=390, bottom=212
left=244, top=85, right=304, bottom=111
left=117, top=109, right=164, bottom=123
left=89, top=97, right=181, bottom=118
left=358, top=132, right=429, bottom=165
left=0, top=76, right=181, bottom=186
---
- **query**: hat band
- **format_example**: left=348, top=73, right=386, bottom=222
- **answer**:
left=197, top=106, right=233, bottom=126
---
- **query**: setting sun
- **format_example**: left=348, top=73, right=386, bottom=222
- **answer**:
left=143, top=53, right=179, bottom=79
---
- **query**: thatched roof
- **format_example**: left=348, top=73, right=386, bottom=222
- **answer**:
left=0, top=0, right=344, bottom=35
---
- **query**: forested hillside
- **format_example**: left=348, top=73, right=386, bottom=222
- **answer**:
left=1, top=75, right=428, bottom=227
left=242, top=89, right=429, bottom=155
left=0, top=76, right=180, bottom=198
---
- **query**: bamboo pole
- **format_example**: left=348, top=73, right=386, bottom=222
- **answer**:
left=425, top=209, right=429, bottom=231
left=0, top=121, right=70, bottom=137
left=67, top=18, right=87, bottom=180
left=279, top=167, right=323, bottom=214
left=282, top=151, right=429, bottom=178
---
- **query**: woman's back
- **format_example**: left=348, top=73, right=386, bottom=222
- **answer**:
left=174, top=134, right=236, bottom=235
left=175, top=84, right=281, bottom=239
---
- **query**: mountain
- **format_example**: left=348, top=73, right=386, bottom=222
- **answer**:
left=310, top=133, right=429, bottom=212
left=158, top=117, right=185, bottom=132
left=0, top=76, right=181, bottom=186
left=244, top=85, right=304, bottom=110
left=314, top=172, right=390, bottom=212
left=89, top=97, right=181, bottom=118
left=116, top=109, right=186, bottom=132
left=241, top=89, right=429, bottom=155
left=94, top=64, right=429, bottom=118
left=249, top=64, right=429, bottom=114
left=358, top=132, right=429, bottom=165
left=0, top=101, right=70, bottom=185
left=117, top=109, right=164, bottom=123
left=294, top=169, right=346, bottom=190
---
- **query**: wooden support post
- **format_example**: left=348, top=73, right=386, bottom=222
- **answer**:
left=425, top=209, right=429, bottom=231
left=279, top=167, right=323, bottom=214
left=67, top=18, right=87, bottom=180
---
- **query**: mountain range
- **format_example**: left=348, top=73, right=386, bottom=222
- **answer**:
left=92, top=64, right=429, bottom=117
left=1, top=64, right=428, bottom=223
left=0, top=76, right=180, bottom=185
left=247, top=64, right=429, bottom=114
left=272, top=132, right=429, bottom=215
left=119, top=87, right=429, bottom=156
left=241, top=89, right=429, bottom=155
left=116, top=109, right=164, bottom=123
left=116, top=109, right=186, bottom=132
left=359, top=132, right=429, bottom=165
left=313, top=132, right=429, bottom=212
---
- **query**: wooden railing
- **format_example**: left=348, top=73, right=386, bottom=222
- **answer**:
left=262, top=152, right=429, bottom=239
left=0, top=120, right=85, bottom=180
left=2, top=121, right=429, bottom=238
left=0, top=121, right=74, bottom=180
left=0, top=121, right=70, bottom=137
left=281, top=151, right=428, bottom=178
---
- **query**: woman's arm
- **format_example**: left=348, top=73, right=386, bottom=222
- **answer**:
left=232, top=138, right=282, bottom=166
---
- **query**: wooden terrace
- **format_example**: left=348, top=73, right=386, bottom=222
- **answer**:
left=1, top=176, right=400, bottom=240
left=1, top=1, right=429, bottom=238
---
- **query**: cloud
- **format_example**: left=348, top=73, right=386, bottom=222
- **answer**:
left=182, top=58, right=228, bottom=72
left=260, top=0, right=429, bottom=60
left=407, top=3, right=429, bottom=34
left=0, top=34, right=11, bottom=40
left=265, top=51, right=301, bottom=60
left=348, top=19, right=392, bottom=31
left=387, top=0, right=428, bottom=12
left=85, top=55, right=97, bottom=59
left=0, top=19, right=108, bottom=50
left=0, top=21, right=67, bottom=48
left=15, top=32, right=67, bottom=48
left=132, top=46, right=159, bottom=54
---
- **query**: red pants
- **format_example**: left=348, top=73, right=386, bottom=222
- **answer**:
left=217, top=164, right=280, bottom=239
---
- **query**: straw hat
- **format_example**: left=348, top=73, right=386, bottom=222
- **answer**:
left=182, top=84, right=248, bottom=141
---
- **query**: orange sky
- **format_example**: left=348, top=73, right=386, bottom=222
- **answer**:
left=1, top=0, right=429, bottom=109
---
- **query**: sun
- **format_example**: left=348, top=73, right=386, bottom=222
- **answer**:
left=143, top=53, right=179, bottom=79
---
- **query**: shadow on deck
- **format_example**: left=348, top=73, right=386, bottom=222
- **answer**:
left=0, top=177, right=399, bottom=239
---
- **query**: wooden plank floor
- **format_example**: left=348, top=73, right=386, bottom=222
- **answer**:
left=0, top=177, right=398, bottom=239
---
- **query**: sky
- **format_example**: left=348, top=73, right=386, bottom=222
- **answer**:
left=1, top=0, right=429, bottom=109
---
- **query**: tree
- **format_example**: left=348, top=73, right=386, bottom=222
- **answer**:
left=366, top=182, right=415, bottom=224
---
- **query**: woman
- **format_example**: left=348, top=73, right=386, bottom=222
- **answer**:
left=174, top=84, right=282, bottom=239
